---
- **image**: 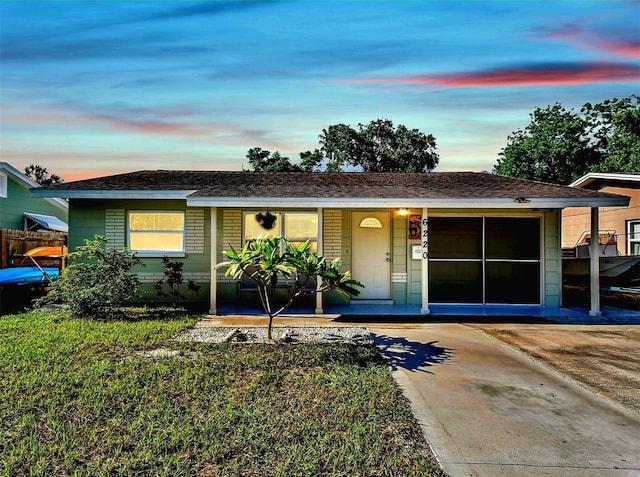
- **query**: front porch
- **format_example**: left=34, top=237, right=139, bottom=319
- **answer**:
left=213, top=301, right=640, bottom=324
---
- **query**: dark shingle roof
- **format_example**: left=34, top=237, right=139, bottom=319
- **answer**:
left=32, top=170, right=631, bottom=208
left=36, top=170, right=622, bottom=199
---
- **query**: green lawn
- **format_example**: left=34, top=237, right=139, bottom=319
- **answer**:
left=1, top=311, right=445, bottom=477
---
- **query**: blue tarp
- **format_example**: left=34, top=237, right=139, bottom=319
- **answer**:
left=0, top=267, right=59, bottom=285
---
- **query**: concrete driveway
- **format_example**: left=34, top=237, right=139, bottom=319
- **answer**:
left=371, top=324, right=640, bottom=477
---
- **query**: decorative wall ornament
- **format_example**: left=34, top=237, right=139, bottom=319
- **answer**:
left=409, top=215, right=421, bottom=239
left=256, top=210, right=277, bottom=230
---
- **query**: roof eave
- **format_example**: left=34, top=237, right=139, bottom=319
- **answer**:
left=1, top=163, right=68, bottom=211
left=570, top=172, right=640, bottom=189
left=30, top=189, right=197, bottom=200
left=186, top=196, right=631, bottom=209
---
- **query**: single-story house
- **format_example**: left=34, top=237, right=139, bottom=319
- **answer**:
left=32, top=170, right=630, bottom=317
left=562, top=173, right=639, bottom=255
left=0, top=162, right=68, bottom=232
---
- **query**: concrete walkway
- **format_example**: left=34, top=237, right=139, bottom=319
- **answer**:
left=371, top=324, right=640, bottom=477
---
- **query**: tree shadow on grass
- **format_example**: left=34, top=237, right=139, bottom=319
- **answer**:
left=372, top=334, right=455, bottom=373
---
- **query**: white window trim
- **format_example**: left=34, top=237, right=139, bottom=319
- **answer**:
left=0, top=172, right=7, bottom=198
left=127, top=210, right=186, bottom=257
left=627, top=219, right=640, bottom=255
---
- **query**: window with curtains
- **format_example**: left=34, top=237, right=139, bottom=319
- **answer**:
left=128, top=211, right=185, bottom=254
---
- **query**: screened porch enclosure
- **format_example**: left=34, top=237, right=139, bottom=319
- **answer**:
left=428, top=217, right=541, bottom=304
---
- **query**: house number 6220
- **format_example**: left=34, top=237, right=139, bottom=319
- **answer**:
left=422, top=217, right=428, bottom=260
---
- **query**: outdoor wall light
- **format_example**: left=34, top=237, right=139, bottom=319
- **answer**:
left=514, top=196, right=531, bottom=203
left=398, top=208, right=408, bottom=216
left=256, top=210, right=277, bottom=230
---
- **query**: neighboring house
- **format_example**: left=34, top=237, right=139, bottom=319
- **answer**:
left=32, top=170, right=629, bottom=316
left=0, top=162, right=68, bottom=232
left=562, top=173, right=639, bottom=255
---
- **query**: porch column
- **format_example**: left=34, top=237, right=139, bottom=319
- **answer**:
left=589, top=207, right=601, bottom=317
left=315, top=207, right=324, bottom=314
left=209, top=207, right=218, bottom=315
left=421, top=208, right=430, bottom=314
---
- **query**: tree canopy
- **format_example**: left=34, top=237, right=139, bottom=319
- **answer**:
left=24, top=164, right=64, bottom=185
left=246, top=119, right=439, bottom=173
left=246, top=148, right=301, bottom=172
left=494, top=96, right=639, bottom=184
left=582, top=97, right=640, bottom=174
left=320, top=119, right=439, bottom=172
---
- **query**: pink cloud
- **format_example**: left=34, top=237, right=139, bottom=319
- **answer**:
left=0, top=150, right=144, bottom=180
left=594, top=38, right=640, bottom=57
left=536, top=24, right=584, bottom=39
left=5, top=106, right=268, bottom=143
left=347, top=63, right=639, bottom=88
left=533, top=24, right=640, bottom=58
left=90, top=113, right=213, bottom=137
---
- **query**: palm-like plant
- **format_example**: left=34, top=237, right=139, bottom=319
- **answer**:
left=217, top=236, right=363, bottom=340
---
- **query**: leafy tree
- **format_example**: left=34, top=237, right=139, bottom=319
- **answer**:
left=582, top=96, right=640, bottom=174
left=217, top=237, right=363, bottom=340
left=495, top=104, right=599, bottom=184
left=320, top=119, right=439, bottom=172
left=24, top=164, right=64, bottom=185
left=298, top=149, right=324, bottom=172
left=154, top=256, right=201, bottom=307
left=246, top=118, right=439, bottom=173
left=35, top=236, right=142, bottom=318
left=246, top=147, right=300, bottom=172
left=495, top=97, right=639, bottom=184
left=319, top=123, right=361, bottom=172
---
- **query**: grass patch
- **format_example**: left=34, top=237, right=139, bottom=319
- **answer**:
left=1, top=312, right=444, bottom=476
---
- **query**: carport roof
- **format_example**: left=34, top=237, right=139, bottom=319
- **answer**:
left=31, top=170, right=631, bottom=209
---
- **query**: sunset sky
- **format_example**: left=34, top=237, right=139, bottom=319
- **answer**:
left=1, top=1, right=639, bottom=181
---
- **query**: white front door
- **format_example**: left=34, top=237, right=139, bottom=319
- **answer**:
left=352, top=211, right=391, bottom=300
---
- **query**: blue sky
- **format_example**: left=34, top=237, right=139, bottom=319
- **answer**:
left=1, top=1, right=638, bottom=181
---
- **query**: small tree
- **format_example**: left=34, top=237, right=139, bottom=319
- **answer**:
left=154, top=256, right=201, bottom=307
left=35, top=235, right=142, bottom=318
left=217, top=237, right=363, bottom=340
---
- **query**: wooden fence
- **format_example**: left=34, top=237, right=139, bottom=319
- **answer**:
left=0, top=229, right=67, bottom=268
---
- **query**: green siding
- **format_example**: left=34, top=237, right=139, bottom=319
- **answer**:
left=67, top=201, right=563, bottom=310
left=69, top=199, right=211, bottom=305
left=391, top=212, right=408, bottom=304
left=0, top=176, right=67, bottom=230
left=544, top=210, right=562, bottom=307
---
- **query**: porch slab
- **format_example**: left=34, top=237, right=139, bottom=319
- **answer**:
left=213, top=303, right=640, bottom=324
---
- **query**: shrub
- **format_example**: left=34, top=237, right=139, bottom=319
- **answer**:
left=35, top=235, right=143, bottom=318
left=154, top=256, right=201, bottom=306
